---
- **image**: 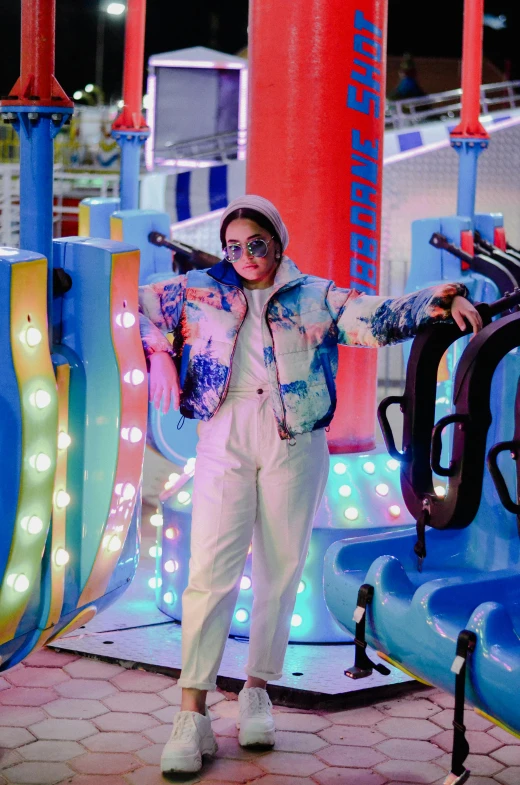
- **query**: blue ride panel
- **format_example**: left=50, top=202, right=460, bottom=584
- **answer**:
left=110, top=209, right=173, bottom=284
left=79, top=197, right=121, bottom=239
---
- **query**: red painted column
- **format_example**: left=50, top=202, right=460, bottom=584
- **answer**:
left=4, top=0, right=71, bottom=107
left=450, top=0, right=488, bottom=138
left=112, top=0, right=148, bottom=131
left=247, top=1, right=388, bottom=452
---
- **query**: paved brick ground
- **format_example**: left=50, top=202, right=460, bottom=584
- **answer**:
left=0, top=647, right=519, bottom=784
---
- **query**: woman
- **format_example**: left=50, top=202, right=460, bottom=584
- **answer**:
left=138, top=195, right=482, bottom=774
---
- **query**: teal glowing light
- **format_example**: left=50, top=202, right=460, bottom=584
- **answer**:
left=387, top=458, right=400, bottom=471
left=333, top=462, right=347, bottom=475
left=338, top=484, right=352, bottom=498
left=363, top=461, right=376, bottom=474
left=344, top=507, right=359, bottom=521
left=235, top=608, right=249, bottom=623
left=291, top=614, right=302, bottom=627
left=163, top=591, right=175, bottom=604
left=148, top=576, right=162, bottom=589
left=240, top=576, right=252, bottom=590
left=297, top=581, right=305, bottom=594
left=376, top=483, right=389, bottom=497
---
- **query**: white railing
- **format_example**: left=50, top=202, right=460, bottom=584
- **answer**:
left=385, top=80, right=520, bottom=129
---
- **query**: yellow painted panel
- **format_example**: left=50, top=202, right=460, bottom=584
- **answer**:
left=78, top=203, right=90, bottom=237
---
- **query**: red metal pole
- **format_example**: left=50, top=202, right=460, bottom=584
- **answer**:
left=451, top=0, right=489, bottom=139
left=112, top=0, right=148, bottom=131
left=2, top=0, right=71, bottom=108
left=247, top=0, right=387, bottom=452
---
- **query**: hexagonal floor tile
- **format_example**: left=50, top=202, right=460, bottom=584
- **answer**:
left=257, top=750, right=326, bottom=776
left=313, top=769, right=388, bottom=785
left=430, top=708, right=493, bottom=731
left=379, top=698, right=442, bottom=720
left=93, top=712, right=160, bottom=733
left=28, top=718, right=98, bottom=741
left=492, top=745, right=520, bottom=766
left=101, top=691, right=166, bottom=714
left=157, top=684, right=182, bottom=705
left=44, top=698, right=109, bottom=720
left=376, top=738, right=444, bottom=762
left=69, top=752, right=141, bottom=775
left=66, top=776, right=129, bottom=785
left=142, top=724, right=171, bottom=745
left=495, top=769, right=520, bottom=785
left=4, top=668, right=70, bottom=689
left=375, top=759, right=446, bottom=783
left=432, top=729, right=501, bottom=754
left=18, top=740, right=84, bottom=762
left=25, top=649, right=79, bottom=668
left=2, top=761, right=74, bottom=784
left=251, top=777, right=318, bottom=785
left=0, top=678, right=10, bottom=691
left=316, top=745, right=387, bottom=768
left=135, top=743, right=162, bottom=766
left=325, top=707, right=386, bottom=727
left=0, top=687, right=57, bottom=706
left=0, top=727, right=35, bottom=749
left=110, top=670, right=175, bottom=693
left=125, top=765, right=201, bottom=785
left=436, top=751, right=504, bottom=777
left=318, top=725, right=386, bottom=747
left=55, top=678, right=117, bottom=700
left=197, top=757, right=265, bottom=782
left=210, top=717, right=239, bottom=738
left=274, top=713, right=331, bottom=733
left=82, top=732, right=150, bottom=753
left=0, top=706, right=46, bottom=727
left=488, top=726, right=520, bottom=745
left=212, top=736, right=271, bottom=761
left=0, top=749, right=23, bottom=770
left=63, top=659, right=125, bottom=680
left=376, top=717, right=441, bottom=740
left=273, top=730, right=328, bottom=753
left=209, top=700, right=239, bottom=719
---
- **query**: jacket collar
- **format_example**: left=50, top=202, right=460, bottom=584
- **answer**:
left=207, top=255, right=306, bottom=290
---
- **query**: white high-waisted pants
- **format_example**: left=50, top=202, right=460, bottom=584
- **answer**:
left=177, top=388, right=330, bottom=691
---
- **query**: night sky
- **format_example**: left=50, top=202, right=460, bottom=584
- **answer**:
left=0, top=1, right=518, bottom=103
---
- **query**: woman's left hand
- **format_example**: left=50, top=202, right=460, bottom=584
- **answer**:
left=450, top=295, right=483, bottom=334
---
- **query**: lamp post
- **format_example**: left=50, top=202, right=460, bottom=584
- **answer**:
left=96, top=2, right=126, bottom=95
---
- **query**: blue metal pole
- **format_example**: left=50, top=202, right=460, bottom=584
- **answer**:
left=114, top=130, right=148, bottom=210
left=452, top=138, right=489, bottom=220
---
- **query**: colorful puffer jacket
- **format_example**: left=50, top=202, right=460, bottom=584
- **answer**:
left=138, top=256, right=468, bottom=440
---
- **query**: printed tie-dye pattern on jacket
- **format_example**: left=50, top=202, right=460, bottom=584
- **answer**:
left=139, top=256, right=468, bottom=440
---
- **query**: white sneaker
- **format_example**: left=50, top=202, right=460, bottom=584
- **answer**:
left=161, top=709, right=218, bottom=774
left=237, top=687, right=276, bottom=747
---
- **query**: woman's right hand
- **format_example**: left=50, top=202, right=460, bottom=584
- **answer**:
left=149, top=352, right=181, bottom=414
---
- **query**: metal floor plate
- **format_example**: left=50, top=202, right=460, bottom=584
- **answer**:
left=51, top=547, right=417, bottom=709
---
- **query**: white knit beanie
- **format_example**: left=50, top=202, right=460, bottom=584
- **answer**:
left=220, top=194, right=290, bottom=251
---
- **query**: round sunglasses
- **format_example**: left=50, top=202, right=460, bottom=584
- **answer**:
left=223, top=236, right=275, bottom=263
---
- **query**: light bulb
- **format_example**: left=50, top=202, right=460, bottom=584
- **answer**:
left=30, top=389, right=51, bottom=409
left=13, top=574, right=30, bottom=593
left=344, top=507, right=359, bottom=521
left=55, top=490, right=71, bottom=509
left=168, top=472, right=180, bottom=484
left=148, top=576, right=162, bottom=589
left=31, top=453, right=51, bottom=472
left=240, top=576, right=252, bottom=590
left=21, top=515, right=43, bottom=534
left=58, top=431, right=71, bottom=449
left=387, top=459, right=400, bottom=471
left=164, top=560, right=178, bottom=573
left=25, top=327, right=42, bottom=347
left=149, top=545, right=162, bottom=558
left=116, top=312, right=136, bottom=328
left=389, top=504, right=401, bottom=518
left=333, top=462, right=347, bottom=475
left=124, top=369, right=145, bottom=385
left=150, top=513, right=163, bottom=527
left=121, top=483, right=135, bottom=500
left=363, top=461, right=376, bottom=475
left=297, top=581, right=305, bottom=594
left=376, top=483, right=389, bottom=497
left=435, top=485, right=446, bottom=498
left=339, top=484, right=352, bottom=498
left=291, top=614, right=302, bottom=627
left=177, top=491, right=191, bottom=505
left=55, top=548, right=70, bottom=566
left=165, top=527, right=177, bottom=539
left=121, top=426, right=143, bottom=443
left=163, top=591, right=174, bottom=604
left=107, top=535, right=122, bottom=552
left=235, top=609, right=249, bottom=623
